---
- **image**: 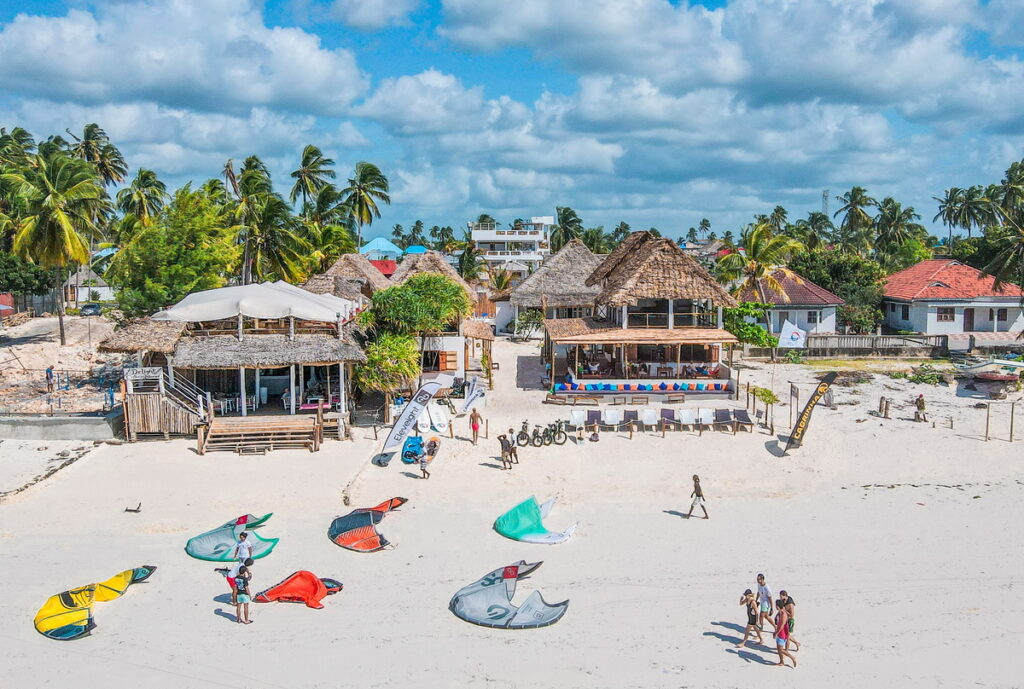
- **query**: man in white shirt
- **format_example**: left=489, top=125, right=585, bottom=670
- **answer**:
left=221, top=557, right=254, bottom=605
left=756, top=573, right=776, bottom=632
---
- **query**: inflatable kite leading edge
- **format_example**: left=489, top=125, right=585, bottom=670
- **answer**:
left=185, top=513, right=279, bottom=562
left=449, top=561, right=568, bottom=629
left=494, top=497, right=578, bottom=545
left=328, top=497, right=407, bottom=552
left=33, top=565, right=157, bottom=640
left=254, top=571, right=343, bottom=609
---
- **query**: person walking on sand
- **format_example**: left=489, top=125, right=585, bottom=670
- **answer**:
left=687, top=474, right=708, bottom=519
left=779, top=590, right=800, bottom=652
left=915, top=394, right=927, bottom=422
left=735, top=588, right=764, bottom=648
left=234, top=565, right=253, bottom=624
left=498, top=434, right=513, bottom=470
left=45, top=365, right=55, bottom=393
left=234, top=532, right=254, bottom=563
left=756, top=574, right=775, bottom=632
left=470, top=408, right=483, bottom=446
left=419, top=450, right=431, bottom=479
left=773, top=603, right=796, bottom=667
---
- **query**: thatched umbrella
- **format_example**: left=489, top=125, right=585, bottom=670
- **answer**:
left=509, top=239, right=602, bottom=309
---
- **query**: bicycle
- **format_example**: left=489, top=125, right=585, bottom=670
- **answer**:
left=529, top=424, right=545, bottom=447
left=515, top=420, right=531, bottom=446
left=542, top=420, right=568, bottom=446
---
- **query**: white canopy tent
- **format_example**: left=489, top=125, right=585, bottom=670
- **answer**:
left=152, top=282, right=359, bottom=323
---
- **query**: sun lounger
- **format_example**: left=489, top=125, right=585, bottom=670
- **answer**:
left=676, top=408, right=696, bottom=431
left=622, top=409, right=639, bottom=433
left=640, top=408, right=659, bottom=431
left=573, top=395, right=601, bottom=406
left=696, top=408, right=714, bottom=435
left=732, top=408, right=755, bottom=432
left=586, top=409, right=602, bottom=432
left=569, top=409, right=587, bottom=431
left=713, top=408, right=735, bottom=433
left=601, top=408, right=623, bottom=431
left=660, top=408, right=681, bottom=434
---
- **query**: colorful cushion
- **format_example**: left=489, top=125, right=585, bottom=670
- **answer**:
left=623, top=384, right=632, bottom=391
left=557, top=383, right=567, bottom=391
left=696, top=383, right=705, bottom=391
left=672, top=383, right=681, bottom=390
left=713, top=383, right=722, bottom=390
left=658, top=382, right=668, bottom=391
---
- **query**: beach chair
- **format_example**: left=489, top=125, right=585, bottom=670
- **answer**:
left=601, top=408, right=623, bottom=432
left=640, top=407, right=659, bottom=432
left=586, top=409, right=602, bottom=433
left=660, top=408, right=681, bottom=435
left=569, top=409, right=587, bottom=432
left=622, top=409, right=639, bottom=434
left=630, top=395, right=649, bottom=405
left=676, top=408, right=696, bottom=432
left=713, top=408, right=735, bottom=434
left=666, top=392, right=686, bottom=404
left=696, top=408, right=714, bottom=435
left=732, top=408, right=755, bottom=433
left=545, top=393, right=568, bottom=405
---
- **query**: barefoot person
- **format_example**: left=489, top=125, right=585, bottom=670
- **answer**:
left=756, top=574, right=775, bottom=632
left=915, top=393, right=928, bottom=422
left=419, top=450, right=431, bottom=479
left=218, top=557, right=254, bottom=605
left=234, top=565, right=253, bottom=624
left=774, top=600, right=796, bottom=667
left=469, top=408, right=482, bottom=446
left=234, top=532, right=254, bottom=563
left=735, top=589, right=764, bottom=648
left=779, top=590, right=800, bottom=651
left=498, top=434, right=513, bottom=470
left=687, top=474, right=708, bottom=519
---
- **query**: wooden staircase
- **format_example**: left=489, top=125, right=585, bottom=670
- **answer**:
left=198, top=414, right=322, bottom=455
left=123, top=368, right=208, bottom=440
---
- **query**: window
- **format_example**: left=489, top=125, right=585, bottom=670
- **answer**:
left=890, top=303, right=896, bottom=313
left=937, top=307, right=954, bottom=322
left=777, top=311, right=790, bottom=329
left=901, top=305, right=909, bottom=320
left=807, top=311, right=819, bottom=324
left=990, top=308, right=1008, bottom=322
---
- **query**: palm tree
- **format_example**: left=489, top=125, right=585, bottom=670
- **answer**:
left=834, top=186, right=877, bottom=255
left=580, top=227, right=611, bottom=253
left=768, top=206, right=788, bottom=234
left=0, top=127, right=35, bottom=167
left=406, top=220, right=427, bottom=247
left=874, top=198, right=925, bottom=249
left=66, top=124, right=127, bottom=187
left=610, top=221, right=631, bottom=245
left=722, top=230, right=735, bottom=246
left=245, top=193, right=309, bottom=283
left=716, top=222, right=803, bottom=334
left=116, top=168, right=167, bottom=224
left=289, top=144, right=335, bottom=206
left=2, top=152, right=104, bottom=345
left=551, top=206, right=583, bottom=251
left=457, top=240, right=486, bottom=280
left=341, top=162, right=390, bottom=248
left=391, top=223, right=408, bottom=249
left=488, top=267, right=514, bottom=293
left=686, top=227, right=698, bottom=243
left=698, top=218, right=711, bottom=238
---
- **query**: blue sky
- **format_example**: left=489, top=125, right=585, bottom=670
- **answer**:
left=1, top=0, right=1023, bottom=239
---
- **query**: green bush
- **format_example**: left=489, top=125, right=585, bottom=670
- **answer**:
left=784, top=349, right=804, bottom=364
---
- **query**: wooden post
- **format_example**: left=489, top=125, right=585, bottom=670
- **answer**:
left=289, top=365, right=296, bottom=415
left=338, top=363, right=346, bottom=414
left=239, top=367, right=247, bottom=416
left=1011, top=402, right=1016, bottom=442
left=485, top=418, right=489, bottom=440
left=254, top=367, right=261, bottom=409
left=237, top=314, right=243, bottom=341
left=985, top=403, right=991, bottom=441
left=289, top=316, right=295, bottom=341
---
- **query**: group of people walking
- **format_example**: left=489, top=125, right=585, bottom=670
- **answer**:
left=737, top=573, right=800, bottom=667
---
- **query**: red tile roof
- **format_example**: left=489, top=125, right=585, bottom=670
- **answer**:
left=738, top=269, right=844, bottom=306
left=884, top=259, right=1024, bottom=301
left=369, top=259, right=397, bottom=277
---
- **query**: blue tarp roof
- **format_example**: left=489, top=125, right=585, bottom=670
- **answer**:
left=404, top=245, right=428, bottom=254
left=360, top=237, right=403, bottom=255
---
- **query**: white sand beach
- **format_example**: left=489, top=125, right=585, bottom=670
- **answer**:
left=2, top=338, right=1022, bottom=688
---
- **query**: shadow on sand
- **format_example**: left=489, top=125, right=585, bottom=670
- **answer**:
left=213, top=607, right=238, bottom=623
left=663, top=510, right=689, bottom=519
left=706, top=622, right=776, bottom=665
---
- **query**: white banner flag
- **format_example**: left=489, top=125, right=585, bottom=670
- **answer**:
left=460, top=379, right=486, bottom=415
left=777, top=320, right=807, bottom=348
left=383, top=381, right=442, bottom=452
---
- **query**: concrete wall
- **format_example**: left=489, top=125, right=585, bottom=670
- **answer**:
left=884, top=300, right=1024, bottom=334
left=494, top=301, right=516, bottom=333
left=0, top=408, right=123, bottom=440
left=745, top=306, right=838, bottom=334
left=419, top=334, right=466, bottom=378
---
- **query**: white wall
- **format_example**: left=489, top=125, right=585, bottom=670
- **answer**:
left=418, top=334, right=466, bottom=377
left=883, top=300, right=1024, bottom=334
left=745, top=306, right=838, bottom=334
left=494, top=301, right=516, bottom=333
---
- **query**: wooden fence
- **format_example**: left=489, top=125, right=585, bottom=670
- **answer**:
left=746, top=334, right=948, bottom=358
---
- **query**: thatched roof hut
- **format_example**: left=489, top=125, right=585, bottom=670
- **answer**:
left=302, top=253, right=390, bottom=297
left=509, top=239, right=602, bottom=308
left=302, top=275, right=372, bottom=302
left=586, top=232, right=737, bottom=307
left=171, top=333, right=365, bottom=369
left=461, top=318, right=495, bottom=341
left=98, top=319, right=187, bottom=354
left=390, top=251, right=475, bottom=300
left=544, top=316, right=738, bottom=345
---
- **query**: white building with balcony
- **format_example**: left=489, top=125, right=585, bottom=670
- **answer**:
left=469, top=216, right=553, bottom=281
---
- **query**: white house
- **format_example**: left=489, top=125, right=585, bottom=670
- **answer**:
left=883, top=259, right=1024, bottom=335
left=64, top=265, right=114, bottom=305
left=469, top=216, right=552, bottom=281
left=738, top=269, right=844, bottom=334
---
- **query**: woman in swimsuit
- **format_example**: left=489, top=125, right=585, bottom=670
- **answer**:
left=773, top=603, right=796, bottom=667
left=735, top=589, right=764, bottom=648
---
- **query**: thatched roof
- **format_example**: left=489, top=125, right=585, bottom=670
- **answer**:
left=171, top=333, right=365, bottom=369
left=509, top=239, right=603, bottom=308
left=544, top=317, right=738, bottom=345
left=304, top=253, right=391, bottom=295
left=462, top=319, right=495, bottom=341
left=302, top=275, right=372, bottom=302
left=390, top=251, right=475, bottom=300
left=98, top=319, right=187, bottom=354
left=585, top=232, right=737, bottom=307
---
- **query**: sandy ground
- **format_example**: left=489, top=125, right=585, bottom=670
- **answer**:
left=1, top=337, right=1022, bottom=688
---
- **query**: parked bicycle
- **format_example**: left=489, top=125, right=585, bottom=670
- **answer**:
left=529, top=424, right=545, bottom=447
left=514, top=420, right=531, bottom=446
left=541, top=420, right=568, bottom=446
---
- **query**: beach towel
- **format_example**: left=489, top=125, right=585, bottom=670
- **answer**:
left=449, top=561, right=568, bottom=629
left=33, top=566, right=156, bottom=640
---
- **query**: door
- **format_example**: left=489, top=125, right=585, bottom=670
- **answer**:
left=964, top=308, right=974, bottom=332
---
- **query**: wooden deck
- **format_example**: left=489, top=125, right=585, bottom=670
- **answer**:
left=198, top=415, right=322, bottom=455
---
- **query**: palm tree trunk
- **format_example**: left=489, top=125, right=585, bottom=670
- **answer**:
left=54, top=271, right=67, bottom=347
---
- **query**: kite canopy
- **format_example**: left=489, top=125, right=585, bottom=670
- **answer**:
left=328, top=498, right=407, bottom=552
left=449, top=561, right=568, bottom=629
left=254, top=571, right=343, bottom=609
left=185, top=513, right=278, bottom=562
left=34, top=565, right=157, bottom=640
left=494, top=497, right=578, bottom=545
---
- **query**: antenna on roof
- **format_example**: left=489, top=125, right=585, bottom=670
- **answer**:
left=822, top=189, right=829, bottom=216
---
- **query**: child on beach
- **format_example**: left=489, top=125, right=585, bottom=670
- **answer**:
left=735, top=589, right=764, bottom=648
left=234, top=565, right=253, bottom=624
left=687, top=474, right=708, bottom=519
left=218, top=558, right=254, bottom=605
left=419, top=451, right=431, bottom=479
left=234, top=532, right=254, bottom=562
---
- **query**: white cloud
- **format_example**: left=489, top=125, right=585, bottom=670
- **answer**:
left=331, top=0, right=419, bottom=30
left=0, top=0, right=368, bottom=116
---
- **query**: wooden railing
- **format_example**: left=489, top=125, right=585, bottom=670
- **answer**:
left=804, top=334, right=947, bottom=350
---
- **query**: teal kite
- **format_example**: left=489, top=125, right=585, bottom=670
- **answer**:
left=494, top=497, right=577, bottom=544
